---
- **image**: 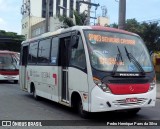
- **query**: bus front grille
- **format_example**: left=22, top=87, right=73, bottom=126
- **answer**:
left=112, top=98, right=148, bottom=106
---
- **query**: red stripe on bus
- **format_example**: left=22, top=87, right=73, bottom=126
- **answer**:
left=108, top=83, right=150, bottom=95
left=0, top=71, right=19, bottom=75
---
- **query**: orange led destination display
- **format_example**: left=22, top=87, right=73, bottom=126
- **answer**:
left=88, top=34, right=136, bottom=45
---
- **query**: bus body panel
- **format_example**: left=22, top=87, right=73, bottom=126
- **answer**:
left=20, top=66, right=27, bottom=90
left=27, top=65, right=59, bottom=102
left=90, top=85, right=156, bottom=112
left=68, top=67, right=89, bottom=111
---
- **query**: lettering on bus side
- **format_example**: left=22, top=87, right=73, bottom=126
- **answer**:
left=41, top=72, right=50, bottom=79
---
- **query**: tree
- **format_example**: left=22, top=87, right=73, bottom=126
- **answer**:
left=0, top=30, right=25, bottom=52
left=140, top=22, right=160, bottom=51
left=58, top=11, right=88, bottom=27
left=74, top=11, right=88, bottom=25
left=111, top=19, right=160, bottom=52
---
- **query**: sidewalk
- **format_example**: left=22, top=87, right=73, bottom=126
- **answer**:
left=156, top=83, right=160, bottom=99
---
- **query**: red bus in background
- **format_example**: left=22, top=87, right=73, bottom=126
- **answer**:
left=0, top=50, right=19, bottom=83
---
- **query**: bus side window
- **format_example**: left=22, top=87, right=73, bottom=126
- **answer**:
left=38, top=38, right=51, bottom=64
left=50, top=37, right=59, bottom=65
left=28, top=42, right=38, bottom=64
left=70, top=35, right=86, bottom=69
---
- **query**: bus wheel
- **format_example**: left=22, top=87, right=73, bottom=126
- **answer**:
left=78, top=99, right=88, bottom=119
left=33, top=87, right=39, bottom=100
left=14, top=80, right=18, bottom=84
left=127, top=108, right=141, bottom=115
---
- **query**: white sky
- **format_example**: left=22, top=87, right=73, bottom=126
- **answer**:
left=0, top=0, right=160, bottom=34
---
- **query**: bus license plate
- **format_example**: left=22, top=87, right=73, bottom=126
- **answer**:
left=125, top=98, right=137, bottom=103
left=7, top=76, right=14, bottom=79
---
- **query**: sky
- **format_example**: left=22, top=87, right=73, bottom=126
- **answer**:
left=0, top=0, right=160, bottom=34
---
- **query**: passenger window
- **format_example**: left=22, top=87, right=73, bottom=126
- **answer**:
left=28, top=42, right=38, bottom=64
left=50, top=37, right=59, bottom=65
left=38, top=38, right=51, bottom=64
left=70, top=35, right=86, bottom=69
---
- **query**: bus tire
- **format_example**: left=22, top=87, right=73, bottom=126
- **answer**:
left=78, top=99, right=88, bottom=119
left=127, top=108, right=141, bottom=115
left=32, top=86, right=39, bottom=100
left=14, top=80, right=18, bottom=84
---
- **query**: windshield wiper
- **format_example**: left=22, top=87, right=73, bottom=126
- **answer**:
left=124, top=46, right=145, bottom=75
left=112, top=46, right=123, bottom=75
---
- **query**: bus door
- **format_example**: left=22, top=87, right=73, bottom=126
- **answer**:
left=59, top=33, right=72, bottom=102
left=20, top=45, right=28, bottom=90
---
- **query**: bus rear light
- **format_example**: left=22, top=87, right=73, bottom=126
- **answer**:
left=93, top=77, right=111, bottom=93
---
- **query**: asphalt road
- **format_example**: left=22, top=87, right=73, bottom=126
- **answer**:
left=0, top=81, right=160, bottom=129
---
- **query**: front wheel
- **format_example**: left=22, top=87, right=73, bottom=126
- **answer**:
left=78, top=99, right=88, bottom=119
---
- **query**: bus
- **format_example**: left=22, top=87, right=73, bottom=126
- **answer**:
left=20, top=26, right=156, bottom=118
left=0, top=50, right=19, bottom=83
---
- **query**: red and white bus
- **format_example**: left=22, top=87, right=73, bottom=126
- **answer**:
left=20, top=26, right=156, bottom=118
left=0, top=50, right=19, bottom=83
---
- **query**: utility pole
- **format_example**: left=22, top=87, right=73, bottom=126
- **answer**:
left=87, top=0, right=91, bottom=25
left=118, top=0, right=126, bottom=30
left=45, top=0, right=50, bottom=32
left=78, top=0, right=99, bottom=25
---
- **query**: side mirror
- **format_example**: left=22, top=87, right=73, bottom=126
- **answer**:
left=71, top=35, right=79, bottom=49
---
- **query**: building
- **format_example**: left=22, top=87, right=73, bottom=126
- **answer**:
left=21, top=0, right=89, bottom=39
left=97, top=16, right=110, bottom=26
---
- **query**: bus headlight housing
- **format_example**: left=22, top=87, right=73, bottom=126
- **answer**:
left=149, top=77, right=156, bottom=91
left=93, top=77, right=111, bottom=93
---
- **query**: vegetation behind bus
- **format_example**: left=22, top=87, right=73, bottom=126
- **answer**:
left=111, top=19, right=160, bottom=52
left=0, top=30, right=25, bottom=52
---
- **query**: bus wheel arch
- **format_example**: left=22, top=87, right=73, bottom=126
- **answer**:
left=71, top=91, right=88, bottom=118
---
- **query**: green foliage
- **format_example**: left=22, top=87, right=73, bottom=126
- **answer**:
left=0, top=30, right=25, bottom=52
left=59, top=16, right=74, bottom=27
left=74, top=11, right=88, bottom=25
left=111, top=19, right=160, bottom=52
left=110, top=23, right=118, bottom=28
left=58, top=11, right=88, bottom=27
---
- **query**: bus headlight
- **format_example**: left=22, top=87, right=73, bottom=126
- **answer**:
left=93, top=77, right=111, bottom=93
left=149, top=77, right=156, bottom=91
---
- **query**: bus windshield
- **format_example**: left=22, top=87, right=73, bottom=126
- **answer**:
left=84, top=30, right=153, bottom=73
left=0, top=54, right=18, bottom=70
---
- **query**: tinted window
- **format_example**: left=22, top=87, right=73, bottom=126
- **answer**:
left=38, top=39, right=51, bottom=64
left=51, top=37, right=59, bottom=65
left=70, top=35, right=86, bottom=69
left=28, top=42, right=38, bottom=64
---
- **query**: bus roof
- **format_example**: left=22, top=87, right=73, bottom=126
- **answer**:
left=22, top=26, right=138, bottom=44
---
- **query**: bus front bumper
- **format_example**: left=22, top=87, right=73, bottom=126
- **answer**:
left=90, top=86, right=156, bottom=112
left=0, top=74, right=19, bottom=81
